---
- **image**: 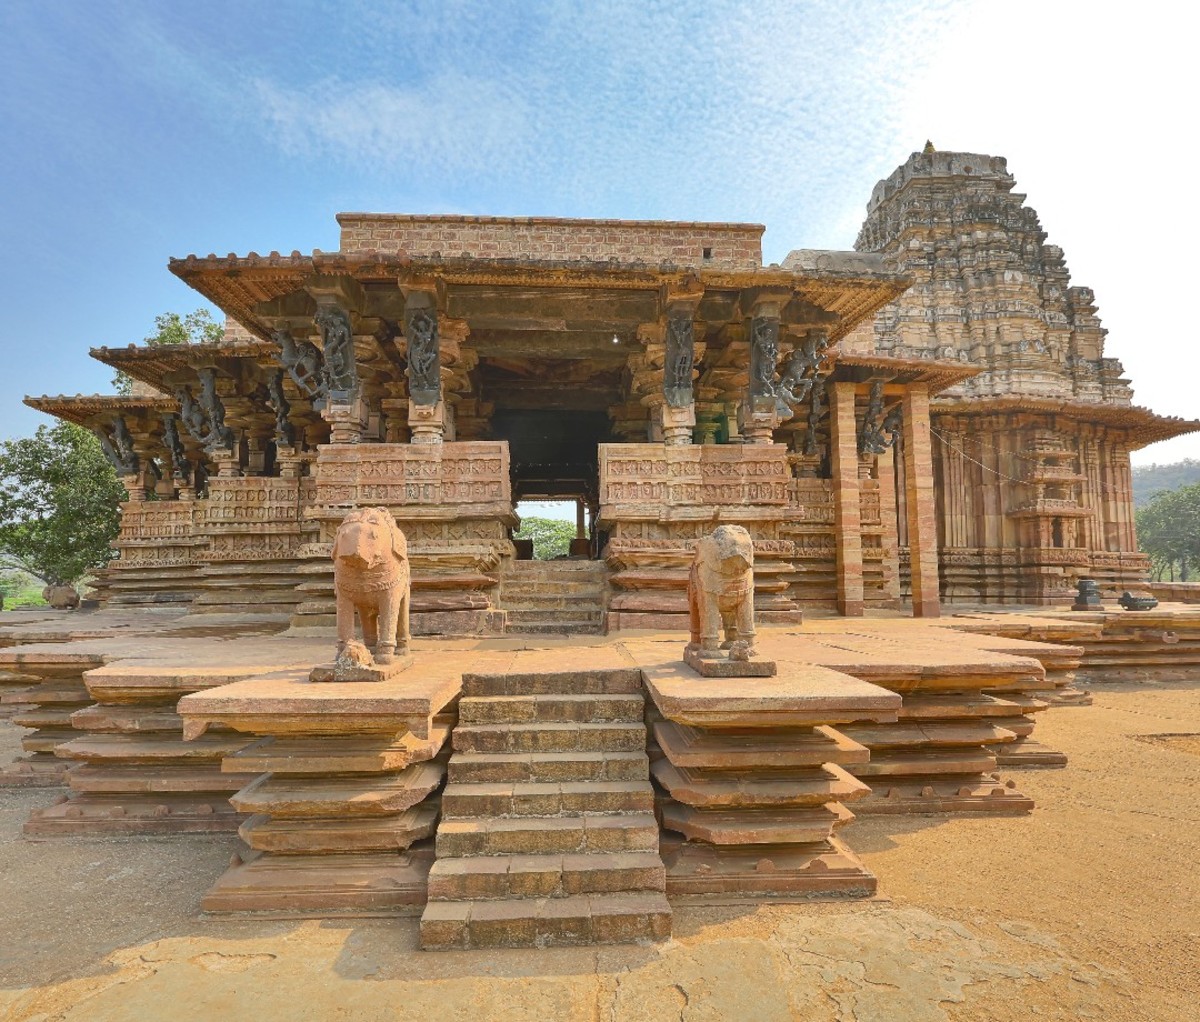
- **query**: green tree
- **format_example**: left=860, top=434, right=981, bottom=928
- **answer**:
left=0, top=422, right=123, bottom=587
left=514, top=516, right=577, bottom=560
left=1136, top=482, right=1200, bottom=582
left=111, top=309, right=223, bottom=395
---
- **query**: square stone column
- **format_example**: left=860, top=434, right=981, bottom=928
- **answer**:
left=829, top=382, right=864, bottom=616
left=901, top=383, right=941, bottom=617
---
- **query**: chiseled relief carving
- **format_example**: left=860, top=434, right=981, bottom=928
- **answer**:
left=314, top=305, right=357, bottom=398
left=663, top=313, right=695, bottom=409
left=405, top=306, right=441, bottom=405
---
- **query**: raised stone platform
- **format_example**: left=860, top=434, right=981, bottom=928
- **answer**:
left=178, top=655, right=464, bottom=914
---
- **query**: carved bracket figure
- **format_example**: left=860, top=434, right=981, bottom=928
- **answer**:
left=749, top=316, right=780, bottom=399
left=663, top=313, right=695, bottom=409
left=405, top=305, right=441, bottom=406
left=858, top=381, right=901, bottom=456
left=273, top=328, right=326, bottom=400
left=176, top=386, right=208, bottom=443
left=312, top=508, right=412, bottom=682
left=803, top=374, right=827, bottom=457
left=197, top=368, right=235, bottom=453
left=161, top=414, right=192, bottom=484
left=314, top=306, right=357, bottom=398
left=96, top=416, right=139, bottom=476
left=265, top=369, right=296, bottom=446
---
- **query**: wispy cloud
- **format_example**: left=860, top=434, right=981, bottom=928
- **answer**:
left=252, top=72, right=531, bottom=177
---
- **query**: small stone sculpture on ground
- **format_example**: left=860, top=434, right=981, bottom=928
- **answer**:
left=310, top=507, right=412, bottom=682
left=1118, top=591, right=1159, bottom=611
left=684, top=525, right=776, bottom=677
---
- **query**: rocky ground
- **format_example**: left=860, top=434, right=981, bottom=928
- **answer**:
left=0, top=680, right=1196, bottom=1022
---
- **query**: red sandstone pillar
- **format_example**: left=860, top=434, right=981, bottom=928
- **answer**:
left=830, top=382, right=864, bottom=616
left=901, top=383, right=941, bottom=617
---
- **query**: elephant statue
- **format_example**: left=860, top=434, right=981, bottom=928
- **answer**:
left=331, top=507, right=410, bottom=664
left=687, top=525, right=756, bottom=656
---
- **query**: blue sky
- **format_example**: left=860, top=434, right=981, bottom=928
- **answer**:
left=3, top=0, right=1197, bottom=464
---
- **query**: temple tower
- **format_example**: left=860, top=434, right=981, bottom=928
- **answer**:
left=855, top=148, right=1182, bottom=604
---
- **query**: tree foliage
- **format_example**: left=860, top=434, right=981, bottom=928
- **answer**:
left=111, top=309, right=223, bottom=395
left=513, top=516, right=577, bottom=560
left=1136, top=482, right=1200, bottom=582
left=1132, top=459, right=1200, bottom=508
left=0, top=422, right=124, bottom=586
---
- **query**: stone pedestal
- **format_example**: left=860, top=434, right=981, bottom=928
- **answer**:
left=179, top=667, right=459, bottom=914
left=634, top=648, right=900, bottom=901
left=21, top=644, right=320, bottom=836
left=0, top=648, right=101, bottom=788
left=661, top=404, right=695, bottom=446
left=408, top=400, right=446, bottom=445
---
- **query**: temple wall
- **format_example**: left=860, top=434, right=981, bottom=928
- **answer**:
left=336, top=215, right=763, bottom=270
left=597, top=443, right=898, bottom=628
left=291, top=440, right=516, bottom=635
left=930, top=411, right=1148, bottom=604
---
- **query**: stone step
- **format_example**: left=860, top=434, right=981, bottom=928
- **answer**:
left=441, top=780, right=654, bottom=818
left=505, top=608, right=603, bottom=622
left=230, top=761, right=445, bottom=818
left=462, top=668, right=643, bottom=697
left=448, top=751, right=649, bottom=784
left=458, top=694, right=644, bottom=725
left=436, top=812, right=659, bottom=857
left=421, top=892, right=671, bottom=949
left=453, top=722, right=646, bottom=755
left=506, top=621, right=605, bottom=636
left=427, top=851, right=666, bottom=901
left=500, top=581, right=606, bottom=599
left=509, top=561, right=607, bottom=576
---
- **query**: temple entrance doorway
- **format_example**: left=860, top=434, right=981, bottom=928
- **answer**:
left=491, top=409, right=608, bottom=561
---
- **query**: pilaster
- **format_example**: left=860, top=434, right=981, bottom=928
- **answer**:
left=901, top=383, right=941, bottom=617
left=830, top=382, right=864, bottom=616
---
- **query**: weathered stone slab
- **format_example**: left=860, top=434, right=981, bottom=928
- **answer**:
left=201, top=847, right=436, bottom=915
left=653, top=721, right=868, bottom=769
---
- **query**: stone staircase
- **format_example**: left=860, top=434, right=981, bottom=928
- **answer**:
left=501, top=561, right=606, bottom=635
left=419, top=667, right=671, bottom=949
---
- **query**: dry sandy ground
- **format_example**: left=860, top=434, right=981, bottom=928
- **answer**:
left=0, top=681, right=1196, bottom=1022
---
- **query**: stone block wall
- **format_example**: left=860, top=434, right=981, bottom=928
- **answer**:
left=337, top=215, right=763, bottom=270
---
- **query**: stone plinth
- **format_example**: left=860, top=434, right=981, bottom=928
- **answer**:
left=633, top=641, right=900, bottom=901
left=1039, top=605, right=1200, bottom=685
left=24, top=640, right=323, bottom=836
left=178, top=663, right=461, bottom=914
left=797, top=631, right=1037, bottom=814
left=0, top=648, right=108, bottom=788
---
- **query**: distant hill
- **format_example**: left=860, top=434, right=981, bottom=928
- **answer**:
left=1133, top=459, right=1200, bottom=506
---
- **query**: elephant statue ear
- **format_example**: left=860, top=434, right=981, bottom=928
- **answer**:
left=391, top=519, right=408, bottom=561
left=330, top=526, right=345, bottom=563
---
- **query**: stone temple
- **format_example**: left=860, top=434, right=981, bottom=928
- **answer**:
left=5, top=148, right=1198, bottom=949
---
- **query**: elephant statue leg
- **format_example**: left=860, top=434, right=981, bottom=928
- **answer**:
left=359, top=602, right=380, bottom=651
left=396, top=589, right=410, bottom=653
left=335, top=592, right=356, bottom=654
left=699, top=594, right=723, bottom=653
left=735, top=591, right=756, bottom=653
left=374, top=586, right=404, bottom=664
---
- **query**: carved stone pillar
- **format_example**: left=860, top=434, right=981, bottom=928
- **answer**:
left=404, top=291, right=444, bottom=444
left=211, top=450, right=242, bottom=478
left=276, top=445, right=305, bottom=479
left=121, top=474, right=145, bottom=502
left=661, top=308, right=697, bottom=445
left=314, top=302, right=366, bottom=444
left=901, top=383, right=941, bottom=617
left=744, top=304, right=782, bottom=444
left=381, top=398, right=411, bottom=444
left=830, top=382, right=864, bottom=616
